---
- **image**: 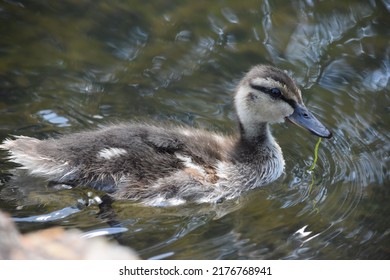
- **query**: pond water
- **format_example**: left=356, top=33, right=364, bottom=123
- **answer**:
left=0, top=0, right=389, bottom=259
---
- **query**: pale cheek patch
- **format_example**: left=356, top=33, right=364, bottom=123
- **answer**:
left=268, top=102, right=294, bottom=123
left=98, top=148, right=127, bottom=160
left=278, top=103, right=294, bottom=120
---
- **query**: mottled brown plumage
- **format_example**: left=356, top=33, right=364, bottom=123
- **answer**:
left=0, top=65, right=331, bottom=205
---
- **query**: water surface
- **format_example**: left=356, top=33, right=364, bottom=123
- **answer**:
left=0, top=0, right=389, bottom=259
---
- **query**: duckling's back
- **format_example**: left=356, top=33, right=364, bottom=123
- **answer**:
left=1, top=123, right=241, bottom=204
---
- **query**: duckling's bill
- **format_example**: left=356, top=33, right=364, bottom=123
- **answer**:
left=286, top=103, right=332, bottom=139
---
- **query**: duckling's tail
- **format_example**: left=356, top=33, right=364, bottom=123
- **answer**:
left=0, top=136, right=75, bottom=181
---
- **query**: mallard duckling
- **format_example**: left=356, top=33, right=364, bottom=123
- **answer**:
left=0, top=65, right=331, bottom=206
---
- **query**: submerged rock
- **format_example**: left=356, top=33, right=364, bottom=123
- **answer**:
left=0, top=211, right=138, bottom=260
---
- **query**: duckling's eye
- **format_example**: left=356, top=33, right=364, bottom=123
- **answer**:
left=250, top=84, right=282, bottom=100
left=270, top=88, right=282, bottom=98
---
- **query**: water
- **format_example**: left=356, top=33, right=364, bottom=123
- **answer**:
left=0, top=0, right=389, bottom=259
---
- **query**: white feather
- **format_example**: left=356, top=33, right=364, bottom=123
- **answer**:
left=98, top=148, right=127, bottom=160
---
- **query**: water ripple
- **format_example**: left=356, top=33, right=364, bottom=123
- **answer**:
left=107, top=26, right=148, bottom=61
left=221, top=7, right=239, bottom=24
left=0, top=0, right=388, bottom=260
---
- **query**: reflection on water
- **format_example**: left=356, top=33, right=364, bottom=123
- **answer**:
left=0, top=0, right=389, bottom=259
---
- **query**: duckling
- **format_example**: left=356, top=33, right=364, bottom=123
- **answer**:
left=0, top=65, right=332, bottom=206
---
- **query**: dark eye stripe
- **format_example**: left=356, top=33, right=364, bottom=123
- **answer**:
left=249, top=83, right=297, bottom=108
left=249, top=84, right=268, bottom=93
left=250, top=84, right=281, bottom=99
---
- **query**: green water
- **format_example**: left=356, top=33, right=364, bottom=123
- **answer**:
left=0, top=0, right=389, bottom=259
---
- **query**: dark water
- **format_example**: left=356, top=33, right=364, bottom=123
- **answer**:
left=0, top=0, right=389, bottom=259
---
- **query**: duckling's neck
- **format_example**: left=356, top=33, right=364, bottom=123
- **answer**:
left=238, top=121, right=272, bottom=145
left=232, top=120, right=284, bottom=190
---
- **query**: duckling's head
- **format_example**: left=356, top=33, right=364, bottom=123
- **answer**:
left=235, top=65, right=332, bottom=139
